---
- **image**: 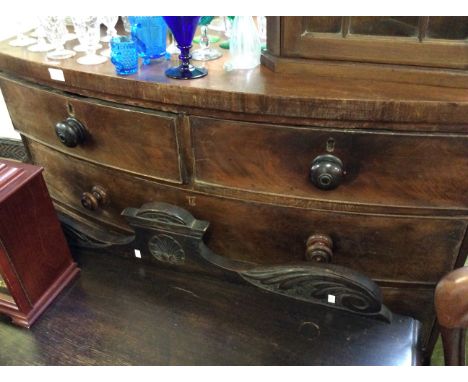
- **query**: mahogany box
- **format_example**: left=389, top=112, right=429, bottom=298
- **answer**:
left=0, top=159, right=79, bottom=327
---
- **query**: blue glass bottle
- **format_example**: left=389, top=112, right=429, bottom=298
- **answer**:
left=128, top=16, right=167, bottom=64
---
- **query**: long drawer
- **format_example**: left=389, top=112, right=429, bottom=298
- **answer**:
left=26, top=140, right=467, bottom=284
left=0, top=77, right=183, bottom=183
left=191, top=116, right=468, bottom=211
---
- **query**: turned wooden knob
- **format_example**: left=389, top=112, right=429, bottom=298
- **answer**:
left=81, top=186, right=109, bottom=211
left=310, top=154, right=344, bottom=190
left=55, top=117, right=86, bottom=148
left=305, top=233, right=333, bottom=263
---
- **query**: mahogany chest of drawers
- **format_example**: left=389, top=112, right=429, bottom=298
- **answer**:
left=0, top=26, right=466, bottom=360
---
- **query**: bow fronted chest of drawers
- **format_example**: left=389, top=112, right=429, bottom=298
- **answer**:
left=0, top=20, right=467, bottom=360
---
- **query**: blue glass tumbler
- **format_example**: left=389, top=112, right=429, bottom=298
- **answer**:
left=110, top=36, right=139, bottom=76
left=128, top=16, right=167, bottom=65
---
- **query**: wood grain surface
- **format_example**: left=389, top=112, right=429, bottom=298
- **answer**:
left=0, top=249, right=422, bottom=365
left=24, top=140, right=467, bottom=285
left=0, top=77, right=183, bottom=184
left=0, top=33, right=468, bottom=125
left=191, top=116, right=468, bottom=211
left=1, top=22, right=466, bottom=360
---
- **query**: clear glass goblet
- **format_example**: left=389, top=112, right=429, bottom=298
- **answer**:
left=72, top=17, right=102, bottom=52
left=100, top=16, right=119, bottom=57
left=192, top=25, right=222, bottom=61
left=30, top=28, right=39, bottom=38
left=101, top=16, right=119, bottom=42
left=63, top=17, right=77, bottom=41
left=9, top=20, right=37, bottom=47
left=44, top=16, right=76, bottom=60
left=73, top=41, right=102, bottom=52
left=72, top=16, right=107, bottom=65
left=224, top=16, right=233, bottom=38
left=28, top=17, right=54, bottom=52
left=219, top=16, right=233, bottom=49
left=121, top=16, right=131, bottom=34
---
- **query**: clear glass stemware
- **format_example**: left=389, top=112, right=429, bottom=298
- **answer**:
left=100, top=16, right=119, bottom=57
left=9, top=20, right=37, bottom=47
left=101, top=16, right=119, bottom=42
left=28, top=17, right=54, bottom=52
left=192, top=25, right=222, bottom=61
left=219, top=16, right=233, bottom=49
left=63, top=17, right=77, bottom=41
left=72, top=16, right=107, bottom=65
left=72, top=17, right=102, bottom=52
left=121, top=16, right=131, bottom=34
left=44, top=16, right=76, bottom=60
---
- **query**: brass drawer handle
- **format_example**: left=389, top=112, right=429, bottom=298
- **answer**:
left=81, top=186, right=109, bottom=211
left=306, top=233, right=333, bottom=263
left=310, top=154, right=344, bottom=190
left=55, top=117, right=86, bottom=148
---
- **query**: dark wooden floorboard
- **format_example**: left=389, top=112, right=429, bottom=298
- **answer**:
left=0, top=250, right=420, bottom=365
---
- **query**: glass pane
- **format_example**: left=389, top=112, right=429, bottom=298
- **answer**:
left=427, top=17, right=468, bottom=40
left=305, top=17, right=342, bottom=34
left=0, top=273, right=13, bottom=302
left=350, top=17, right=419, bottom=37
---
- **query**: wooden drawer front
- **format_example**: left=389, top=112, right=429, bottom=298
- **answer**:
left=191, top=117, right=468, bottom=211
left=28, top=141, right=467, bottom=284
left=0, top=78, right=182, bottom=183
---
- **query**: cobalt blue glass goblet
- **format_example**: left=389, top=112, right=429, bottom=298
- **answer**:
left=162, top=16, right=208, bottom=80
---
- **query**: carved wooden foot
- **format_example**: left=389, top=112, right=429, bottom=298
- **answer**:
left=122, top=202, right=392, bottom=323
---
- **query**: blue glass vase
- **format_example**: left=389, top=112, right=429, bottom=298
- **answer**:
left=163, top=16, right=208, bottom=79
left=128, top=16, right=167, bottom=65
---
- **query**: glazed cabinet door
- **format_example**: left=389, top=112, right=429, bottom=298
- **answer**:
left=280, top=16, right=468, bottom=69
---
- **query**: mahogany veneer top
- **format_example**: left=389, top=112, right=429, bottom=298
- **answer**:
left=0, top=35, right=467, bottom=126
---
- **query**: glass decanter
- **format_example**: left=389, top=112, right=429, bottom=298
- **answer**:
left=223, top=16, right=261, bottom=71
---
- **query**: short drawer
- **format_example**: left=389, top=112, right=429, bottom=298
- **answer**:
left=191, top=116, right=468, bottom=211
left=0, top=77, right=182, bottom=183
left=27, top=140, right=467, bottom=284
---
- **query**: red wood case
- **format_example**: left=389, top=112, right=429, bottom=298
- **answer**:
left=0, top=159, right=79, bottom=327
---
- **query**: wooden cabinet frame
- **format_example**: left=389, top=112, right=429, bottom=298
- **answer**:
left=278, top=17, right=468, bottom=69
left=264, top=16, right=468, bottom=88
